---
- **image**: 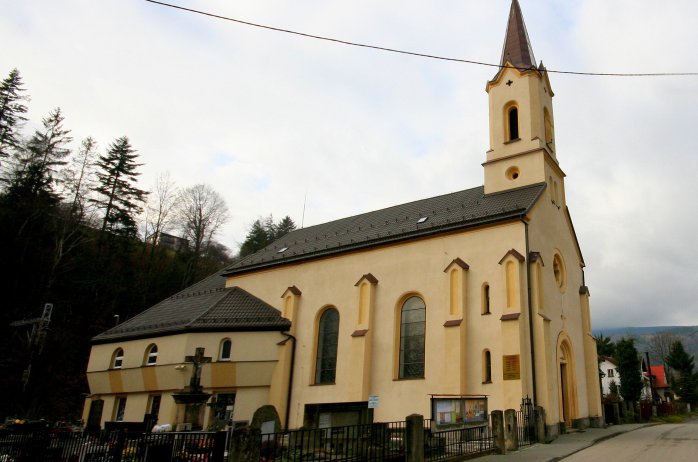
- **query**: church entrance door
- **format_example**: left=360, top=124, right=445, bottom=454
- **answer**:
left=558, top=338, right=577, bottom=428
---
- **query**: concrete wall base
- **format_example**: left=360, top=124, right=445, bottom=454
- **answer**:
left=545, top=423, right=560, bottom=443
left=572, top=417, right=590, bottom=429
left=588, top=416, right=604, bottom=428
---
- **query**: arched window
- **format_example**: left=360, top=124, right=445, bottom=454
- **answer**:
left=112, top=348, right=124, bottom=369
left=145, top=344, right=158, bottom=366
left=544, top=108, right=554, bottom=146
left=315, top=308, right=339, bottom=384
left=508, top=106, right=519, bottom=141
left=219, top=339, right=232, bottom=361
left=482, top=284, right=491, bottom=315
left=399, top=296, right=426, bottom=379
left=483, top=350, right=492, bottom=383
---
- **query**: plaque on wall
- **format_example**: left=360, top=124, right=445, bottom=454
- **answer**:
left=502, top=354, right=521, bottom=380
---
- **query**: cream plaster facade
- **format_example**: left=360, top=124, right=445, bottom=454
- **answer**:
left=83, top=0, right=602, bottom=437
left=83, top=331, right=286, bottom=429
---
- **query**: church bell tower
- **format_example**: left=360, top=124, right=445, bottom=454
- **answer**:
left=484, top=0, right=565, bottom=204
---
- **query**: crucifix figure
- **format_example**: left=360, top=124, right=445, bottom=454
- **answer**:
left=184, top=347, right=211, bottom=393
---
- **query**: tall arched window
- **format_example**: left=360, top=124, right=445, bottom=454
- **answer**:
left=145, top=344, right=158, bottom=366
left=315, top=308, right=339, bottom=384
left=399, top=296, right=426, bottom=379
left=112, top=348, right=124, bottom=369
left=508, top=106, right=519, bottom=140
left=219, top=339, right=232, bottom=361
left=544, top=108, right=554, bottom=147
left=483, top=350, right=492, bottom=383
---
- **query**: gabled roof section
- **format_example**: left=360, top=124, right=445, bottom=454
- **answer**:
left=92, top=270, right=290, bottom=344
left=225, top=183, right=546, bottom=276
left=649, top=365, right=670, bottom=388
left=500, top=0, right=537, bottom=70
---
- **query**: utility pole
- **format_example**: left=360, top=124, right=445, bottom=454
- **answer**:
left=10, top=303, right=53, bottom=391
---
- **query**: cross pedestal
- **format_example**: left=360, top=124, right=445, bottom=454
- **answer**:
left=173, top=347, right=212, bottom=430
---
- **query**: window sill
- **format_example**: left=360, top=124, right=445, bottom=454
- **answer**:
left=482, top=312, right=491, bottom=316
left=482, top=381, right=493, bottom=385
left=504, top=138, right=521, bottom=145
left=311, top=382, right=336, bottom=386
left=394, top=377, right=425, bottom=381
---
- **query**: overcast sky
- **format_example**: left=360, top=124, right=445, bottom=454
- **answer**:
left=2, top=0, right=698, bottom=329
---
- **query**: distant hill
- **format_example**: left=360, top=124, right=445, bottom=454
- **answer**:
left=593, top=325, right=698, bottom=365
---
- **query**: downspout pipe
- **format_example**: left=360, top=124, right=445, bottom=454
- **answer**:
left=522, top=217, right=538, bottom=406
left=280, top=332, right=297, bottom=430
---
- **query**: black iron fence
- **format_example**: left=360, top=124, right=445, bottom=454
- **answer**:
left=0, top=428, right=226, bottom=462
left=257, top=419, right=496, bottom=462
left=424, top=424, right=495, bottom=461
left=259, top=421, right=405, bottom=461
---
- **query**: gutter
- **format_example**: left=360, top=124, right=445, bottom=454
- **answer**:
left=280, top=332, right=297, bottom=430
left=522, top=217, right=538, bottom=406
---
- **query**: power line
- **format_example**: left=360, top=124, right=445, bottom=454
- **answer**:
left=145, top=0, right=698, bottom=77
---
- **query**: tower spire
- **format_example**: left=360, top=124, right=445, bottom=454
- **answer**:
left=500, top=0, right=537, bottom=70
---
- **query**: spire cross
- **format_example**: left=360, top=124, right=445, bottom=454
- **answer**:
left=184, top=347, right=212, bottom=393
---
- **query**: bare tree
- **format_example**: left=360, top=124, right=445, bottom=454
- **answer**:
left=174, top=183, right=229, bottom=257
left=173, top=183, right=229, bottom=285
left=60, top=137, right=99, bottom=220
left=649, top=331, right=678, bottom=369
left=144, top=172, right=178, bottom=248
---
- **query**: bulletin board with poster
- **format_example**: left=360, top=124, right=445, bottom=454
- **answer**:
left=430, top=395, right=488, bottom=432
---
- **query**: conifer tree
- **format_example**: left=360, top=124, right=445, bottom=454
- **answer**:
left=91, top=136, right=148, bottom=237
left=275, top=215, right=297, bottom=239
left=666, top=340, right=698, bottom=404
left=0, top=68, right=29, bottom=162
left=614, top=338, right=643, bottom=403
left=239, top=215, right=297, bottom=258
left=7, top=107, right=71, bottom=200
left=239, top=218, right=272, bottom=258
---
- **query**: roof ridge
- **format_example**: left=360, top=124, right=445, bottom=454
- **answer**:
left=225, top=183, right=546, bottom=275
left=185, top=286, right=236, bottom=327
left=165, top=269, right=227, bottom=300
left=280, top=185, right=486, bottom=236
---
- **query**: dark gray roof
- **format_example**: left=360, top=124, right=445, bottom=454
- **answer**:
left=500, top=0, right=537, bottom=70
left=225, top=183, right=546, bottom=276
left=92, top=271, right=291, bottom=344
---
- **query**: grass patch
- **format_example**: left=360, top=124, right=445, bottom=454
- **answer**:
left=650, top=411, right=698, bottom=424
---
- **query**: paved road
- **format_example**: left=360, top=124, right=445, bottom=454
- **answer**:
left=564, top=420, right=698, bottom=461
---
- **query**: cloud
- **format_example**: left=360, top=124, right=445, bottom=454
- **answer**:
left=2, top=0, right=697, bottom=327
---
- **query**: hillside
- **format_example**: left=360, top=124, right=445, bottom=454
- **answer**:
left=593, top=326, right=698, bottom=365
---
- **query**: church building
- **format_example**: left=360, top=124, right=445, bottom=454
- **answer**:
left=83, top=0, right=602, bottom=439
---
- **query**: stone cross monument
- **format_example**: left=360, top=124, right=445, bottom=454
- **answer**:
left=173, top=347, right=212, bottom=430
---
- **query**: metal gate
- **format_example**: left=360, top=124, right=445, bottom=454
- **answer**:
left=516, top=397, right=536, bottom=447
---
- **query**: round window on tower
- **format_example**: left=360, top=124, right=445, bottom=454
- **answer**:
left=506, top=166, right=520, bottom=181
